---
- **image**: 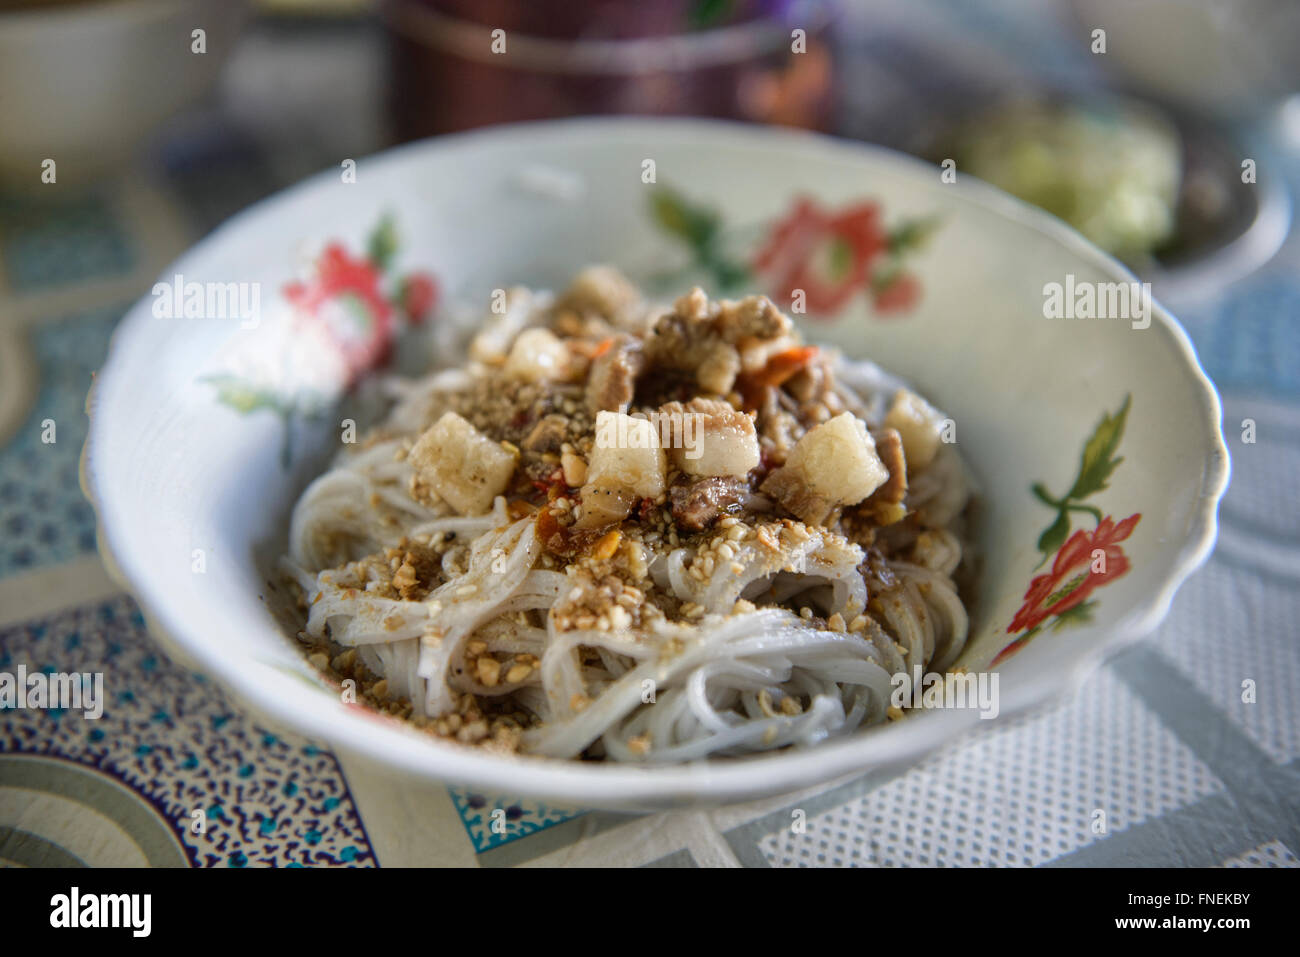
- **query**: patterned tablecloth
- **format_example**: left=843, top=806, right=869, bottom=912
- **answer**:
left=1, top=10, right=1297, bottom=868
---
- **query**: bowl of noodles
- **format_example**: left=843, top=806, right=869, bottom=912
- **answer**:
left=84, top=118, right=1229, bottom=808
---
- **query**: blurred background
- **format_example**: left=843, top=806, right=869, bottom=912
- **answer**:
left=2, top=0, right=1299, bottom=868
left=2, top=0, right=1299, bottom=409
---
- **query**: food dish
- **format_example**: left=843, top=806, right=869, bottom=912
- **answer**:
left=948, top=100, right=1182, bottom=262
left=284, top=271, right=975, bottom=761
left=84, top=119, right=1229, bottom=807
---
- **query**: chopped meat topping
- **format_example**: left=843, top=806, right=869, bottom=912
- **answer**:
left=866, top=428, right=908, bottom=506
left=646, top=311, right=740, bottom=396
left=586, top=335, right=645, bottom=413
left=553, top=265, right=644, bottom=330
left=522, top=413, right=570, bottom=453
left=669, top=476, right=750, bottom=531
left=290, top=268, right=972, bottom=758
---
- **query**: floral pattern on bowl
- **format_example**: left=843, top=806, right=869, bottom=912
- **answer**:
left=996, top=395, right=1143, bottom=664
left=649, top=186, right=935, bottom=318
left=202, top=215, right=438, bottom=465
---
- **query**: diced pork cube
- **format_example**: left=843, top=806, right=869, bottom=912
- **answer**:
left=587, top=411, right=667, bottom=500
left=669, top=476, right=749, bottom=531
left=659, top=398, right=759, bottom=478
left=504, top=328, right=571, bottom=383
left=883, top=388, right=944, bottom=471
left=409, top=412, right=518, bottom=515
left=469, top=287, right=534, bottom=365
left=761, top=412, right=888, bottom=524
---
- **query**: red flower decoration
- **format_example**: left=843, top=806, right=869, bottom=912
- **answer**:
left=1006, top=513, right=1141, bottom=637
left=401, top=273, right=439, bottom=324
left=285, top=242, right=394, bottom=385
left=752, top=197, right=888, bottom=314
left=872, top=273, right=921, bottom=313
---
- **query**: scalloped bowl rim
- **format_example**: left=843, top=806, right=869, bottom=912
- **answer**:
left=84, top=117, right=1230, bottom=808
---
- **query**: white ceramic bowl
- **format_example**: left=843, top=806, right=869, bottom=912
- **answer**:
left=85, top=119, right=1229, bottom=809
left=1066, top=0, right=1300, bottom=118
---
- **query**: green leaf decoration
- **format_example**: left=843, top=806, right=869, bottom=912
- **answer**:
left=367, top=214, right=398, bottom=272
left=649, top=185, right=753, bottom=292
left=202, top=374, right=303, bottom=467
left=1064, top=501, right=1103, bottom=522
left=650, top=186, right=719, bottom=253
left=1050, top=600, right=1097, bottom=631
left=338, top=290, right=374, bottom=335
left=828, top=236, right=853, bottom=280
left=1031, top=482, right=1063, bottom=509
left=887, top=216, right=942, bottom=254
left=1037, top=510, right=1070, bottom=557
left=865, top=216, right=940, bottom=298
left=708, top=257, right=751, bottom=292
left=202, top=374, right=289, bottom=416
left=1030, top=394, right=1133, bottom=562
left=1067, top=394, right=1131, bottom=501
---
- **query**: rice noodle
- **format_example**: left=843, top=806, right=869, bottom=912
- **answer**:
left=281, top=274, right=976, bottom=762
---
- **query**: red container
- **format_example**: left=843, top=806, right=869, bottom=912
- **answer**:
left=382, top=0, right=839, bottom=138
